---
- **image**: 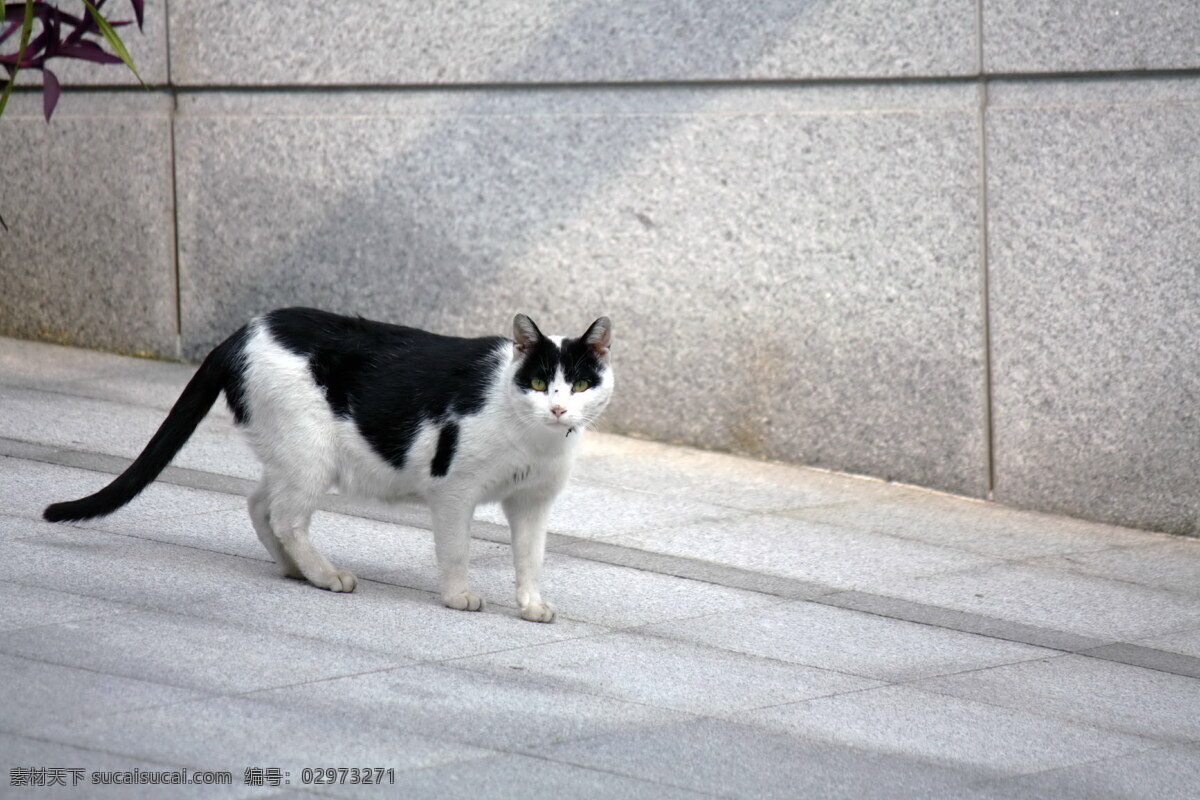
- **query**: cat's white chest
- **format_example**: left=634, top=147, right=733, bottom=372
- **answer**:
left=476, top=451, right=571, bottom=504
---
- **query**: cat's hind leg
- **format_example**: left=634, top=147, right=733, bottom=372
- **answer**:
left=248, top=481, right=303, bottom=580
left=263, top=477, right=357, bottom=593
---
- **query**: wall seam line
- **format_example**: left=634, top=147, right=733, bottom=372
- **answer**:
left=976, top=1, right=996, bottom=500
left=163, top=0, right=183, bottom=348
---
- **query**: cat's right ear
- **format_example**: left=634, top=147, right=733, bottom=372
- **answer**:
left=513, top=314, right=542, bottom=356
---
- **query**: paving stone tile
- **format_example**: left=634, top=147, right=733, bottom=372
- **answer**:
left=0, top=457, right=245, bottom=526
left=85, top=503, right=507, bottom=587
left=1031, top=540, right=1200, bottom=598
left=34, top=695, right=495, bottom=785
left=453, top=631, right=878, bottom=715
left=0, top=336, right=203, bottom=411
left=786, top=490, right=1157, bottom=560
left=0, top=525, right=282, bottom=610
left=1079, top=642, right=1200, bottom=680
left=540, top=717, right=983, bottom=800
left=575, top=431, right=910, bottom=512
left=816, top=591, right=1106, bottom=652
left=0, top=609, right=406, bottom=695
left=555, top=539, right=830, bottom=600
left=0, top=514, right=65, bottom=543
left=466, top=551, right=777, bottom=628
left=970, top=743, right=1200, bottom=800
left=1134, top=626, right=1200, bottom=660
left=177, top=572, right=607, bottom=663
left=0, top=388, right=259, bottom=482
left=643, top=601, right=1053, bottom=682
left=0, top=732, right=282, bottom=800
left=600, top=513, right=998, bottom=594
left=249, top=663, right=694, bottom=751
left=0, top=652, right=206, bottom=736
left=366, top=752, right=710, bottom=800
left=0, top=583, right=135, bottom=632
left=916, top=654, right=1200, bottom=742
left=474, top=480, right=743, bottom=539
left=737, top=685, right=1158, bottom=776
left=880, top=563, right=1200, bottom=641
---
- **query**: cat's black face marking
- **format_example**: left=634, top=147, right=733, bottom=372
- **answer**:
left=513, top=327, right=605, bottom=393
left=431, top=422, right=459, bottom=477
left=266, top=308, right=505, bottom=470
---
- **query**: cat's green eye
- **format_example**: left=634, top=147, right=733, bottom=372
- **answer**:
left=572, top=379, right=590, bottom=393
left=530, top=378, right=548, bottom=392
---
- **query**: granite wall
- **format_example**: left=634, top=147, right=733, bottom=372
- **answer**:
left=1, top=1, right=1196, bottom=535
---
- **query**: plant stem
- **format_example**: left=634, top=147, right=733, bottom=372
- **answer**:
left=0, top=0, right=36, bottom=118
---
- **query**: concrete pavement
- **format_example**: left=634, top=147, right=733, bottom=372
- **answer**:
left=1, top=335, right=1198, bottom=799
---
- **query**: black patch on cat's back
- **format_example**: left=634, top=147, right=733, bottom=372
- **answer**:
left=306, top=346, right=367, bottom=417
left=263, top=308, right=505, bottom=469
left=219, top=324, right=252, bottom=424
left=431, top=423, right=459, bottom=477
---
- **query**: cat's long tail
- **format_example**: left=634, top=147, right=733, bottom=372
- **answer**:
left=43, top=329, right=246, bottom=523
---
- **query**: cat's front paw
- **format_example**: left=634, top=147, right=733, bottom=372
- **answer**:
left=443, top=591, right=485, bottom=612
left=325, top=570, right=357, bottom=593
left=519, top=600, right=557, bottom=623
left=307, top=568, right=352, bottom=594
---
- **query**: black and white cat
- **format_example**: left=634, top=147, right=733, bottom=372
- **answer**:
left=44, top=308, right=614, bottom=623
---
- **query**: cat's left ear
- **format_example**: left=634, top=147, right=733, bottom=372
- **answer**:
left=583, top=316, right=612, bottom=360
left=513, top=314, right=543, bottom=356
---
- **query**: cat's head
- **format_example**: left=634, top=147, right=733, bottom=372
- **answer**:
left=509, top=314, right=613, bottom=436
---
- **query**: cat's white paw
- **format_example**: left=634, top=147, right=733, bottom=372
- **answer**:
left=519, top=601, right=557, bottom=623
left=315, top=570, right=357, bottom=593
left=443, top=591, right=485, bottom=612
left=332, top=570, right=357, bottom=593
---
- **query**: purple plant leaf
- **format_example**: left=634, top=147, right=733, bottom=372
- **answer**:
left=42, top=66, right=59, bottom=120
left=4, top=3, right=56, bottom=25
left=55, top=40, right=121, bottom=63
left=129, top=0, right=142, bottom=30
left=37, top=4, right=60, bottom=56
left=16, top=27, right=48, bottom=61
left=57, top=9, right=84, bottom=26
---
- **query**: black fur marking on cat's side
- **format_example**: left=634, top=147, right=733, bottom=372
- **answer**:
left=431, top=422, right=459, bottom=477
left=265, top=308, right=505, bottom=470
left=221, top=325, right=252, bottom=424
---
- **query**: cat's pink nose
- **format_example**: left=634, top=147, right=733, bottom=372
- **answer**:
left=551, top=405, right=567, bottom=418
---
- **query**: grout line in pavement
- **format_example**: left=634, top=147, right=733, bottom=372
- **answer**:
left=5, top=436, right=1200, bottom=683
